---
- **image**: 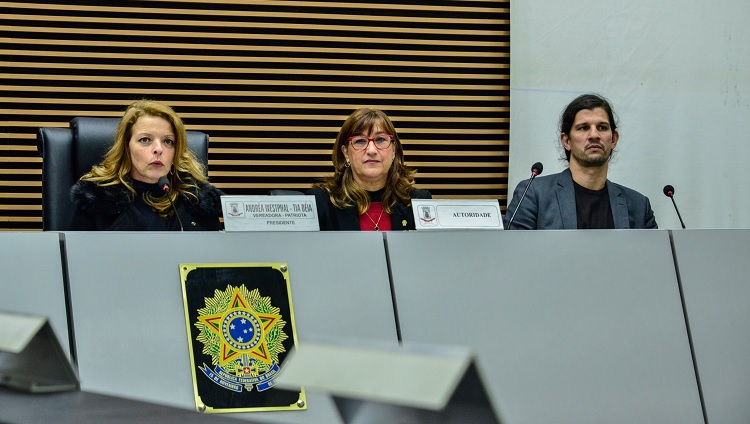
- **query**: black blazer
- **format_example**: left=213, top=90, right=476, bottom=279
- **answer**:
left=69, top=179, right=224, bottom=231
left=306, top=187, right=432, bottom=231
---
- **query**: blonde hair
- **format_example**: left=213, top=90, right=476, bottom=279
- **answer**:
left=313, top=107, right=417, bottom=214
left=80, top=99, right=207, bottom=216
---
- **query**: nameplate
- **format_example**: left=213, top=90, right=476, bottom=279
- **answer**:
left=411, top=199, right=503, bottom=230
left=221, top=196, right=319, bottom=232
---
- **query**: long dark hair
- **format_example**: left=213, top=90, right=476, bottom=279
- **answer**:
left=559, top=94, right=618, bottom=161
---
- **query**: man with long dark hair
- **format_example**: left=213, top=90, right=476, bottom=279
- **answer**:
left=505, top=94, right=657, bottom=230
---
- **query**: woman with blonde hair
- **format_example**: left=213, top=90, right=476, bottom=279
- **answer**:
left=70, top=100, right=223, bottom=230
left=307, top=107, right=430, bottom=231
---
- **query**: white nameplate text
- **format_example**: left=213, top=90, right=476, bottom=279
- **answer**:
left=411, top=199, right=503, bottom=230
left=221, top=195, right=320, bottom=232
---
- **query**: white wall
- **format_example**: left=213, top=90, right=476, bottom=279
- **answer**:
left=510, top=0, right=750, bottom=229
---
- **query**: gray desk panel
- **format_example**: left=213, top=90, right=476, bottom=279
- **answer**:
left=387, top=230, right=703, bottom=424
left=0, top=232, right=71, bottom=359
left=64, top=231, right=396, bottom=424
left=672, top=229, right=750, bottom=424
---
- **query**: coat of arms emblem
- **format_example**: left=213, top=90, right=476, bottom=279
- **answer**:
left=180, top=263, right=304, bottom=413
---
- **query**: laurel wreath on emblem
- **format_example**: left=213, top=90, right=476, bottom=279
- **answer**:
left=194, top=284, right=288, bottom=392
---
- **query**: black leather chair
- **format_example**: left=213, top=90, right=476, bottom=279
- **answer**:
left=37, top=117, right=209, bottom=231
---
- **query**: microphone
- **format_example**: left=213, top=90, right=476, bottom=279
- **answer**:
left=507, top=162, right=543, bottom=229
left=663, top=184, right=686, bottom=229
left=158, top=176, right=184, bottom=231
left=531, top=162, right=543, bottom=176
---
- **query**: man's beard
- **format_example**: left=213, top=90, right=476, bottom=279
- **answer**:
left=573, top=146, right=610, bottom=168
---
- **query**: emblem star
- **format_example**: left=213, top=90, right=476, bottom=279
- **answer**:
left=198, top=287, right=282, bottom=366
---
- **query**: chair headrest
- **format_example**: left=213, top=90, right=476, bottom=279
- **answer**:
left=70, top=117, right=120, bottom=178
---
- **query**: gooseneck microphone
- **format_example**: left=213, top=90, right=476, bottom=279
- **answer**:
left=507, top=162, right=543, bottom=229
left=663, top=184, right=686, bottom=229
left=158, top=176, right=184, bottom=231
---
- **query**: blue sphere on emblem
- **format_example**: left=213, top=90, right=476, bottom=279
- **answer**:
left=222, top=311, right=261, bottom=349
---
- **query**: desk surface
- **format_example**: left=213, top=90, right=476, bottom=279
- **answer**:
left=0, top=232, right=71, bottom=359
left=63, top=231, right=396, bottom=424
left=6, top=229, right=748, bottom=424
left=387, top=230, right=704, bottom=424
left=672, top=229, right=750, bottom=424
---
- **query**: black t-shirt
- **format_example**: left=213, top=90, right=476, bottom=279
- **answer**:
left=574, top=181, right=614, bottom=229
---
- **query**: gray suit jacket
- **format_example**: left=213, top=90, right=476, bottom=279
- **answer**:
left=504, top=168, right=657, bottom=230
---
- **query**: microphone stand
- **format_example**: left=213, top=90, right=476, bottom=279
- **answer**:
left=159, top=176, right=184, bottom=231
left=506, top=174, right=538, bottom=229
left=669, top=196, right=686, bottom=229
left=167, top=193, right=185, bottom=231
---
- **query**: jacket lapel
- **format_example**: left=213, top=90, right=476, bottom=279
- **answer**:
left=607, top=181, right=629, bottom=229
left=556, top=169, right=578, bottom=229
left=336, top=205, right=362, bottom=230
left=391, top=203, right=413, bottom=230
left=337, top=202, right=415, bottom=231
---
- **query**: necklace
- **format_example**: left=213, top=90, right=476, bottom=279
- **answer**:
left=365, top=207, right=384, bottom=231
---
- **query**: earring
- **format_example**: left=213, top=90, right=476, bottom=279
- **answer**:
left=344, top=161, right=350, bottom=168
left=169, top=164, right=175, bottom=175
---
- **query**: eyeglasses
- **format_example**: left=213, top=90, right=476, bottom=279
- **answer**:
left=346, top=134, right=393, bottom=151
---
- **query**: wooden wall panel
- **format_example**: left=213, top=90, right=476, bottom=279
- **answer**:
left=1, top=0, right=510, bottom=230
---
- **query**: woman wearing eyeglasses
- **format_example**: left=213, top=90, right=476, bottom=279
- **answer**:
left=307, top=107, right=431, bottom=231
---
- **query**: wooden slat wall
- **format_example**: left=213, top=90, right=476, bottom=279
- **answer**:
left=1, top=0, right=510, bottom=230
